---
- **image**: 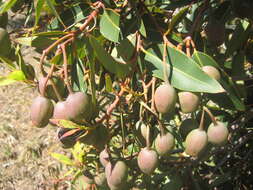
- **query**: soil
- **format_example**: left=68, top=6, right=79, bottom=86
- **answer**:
left=0, top=11, right=69, bottom=190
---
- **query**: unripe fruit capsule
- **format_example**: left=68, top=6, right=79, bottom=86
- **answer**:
left=105, top=161, right=128, bottom=189
left=202, top=66, right=221, bottom=81
left=178, top=91, right=200, bottom=113
left=137, top=147, right=158, bottom=175
left=154, top=83, right=177, bottom=114
left=185, top=128, right=208, bottom=157
left=30, top=96, right=54, bottom=128
left=207, top=121, right=229, bottom=145
left=155, top=132, right=175, bottom=156
left=66, top=92, right=92, bottom=121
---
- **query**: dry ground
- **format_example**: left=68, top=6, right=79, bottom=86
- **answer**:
left=0, top=50, right=70, bottom=190
left=0, top=10, right=74, bottom=189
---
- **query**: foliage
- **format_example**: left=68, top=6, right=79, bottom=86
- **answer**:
left=1, top=0, right=253, bottom=189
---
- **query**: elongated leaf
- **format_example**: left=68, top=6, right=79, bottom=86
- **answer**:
left=143, top=45, right=224, bottom=93
left=232, top=51, right=246, bottom=79
left=15, top=36, right=55, bottom=51
left=139, top=19, right=147, bottom=37
left=50, top=119, right=94, bottom=130
left=192, top=50, right=245, bottom=110
left=220, top=79, right=245, bottom=111
left=8, top=70, right=26, bottom=81
left=192, top=50, right=219, bottom=67
left=33, top=31, right=67, bottom=37
left=45, top=0, right=65, bottom=28
left=0, top=56, right=16, bottom=69
left=0, top=0, right=17, bottom=14
left=225, top=20, right=251, bottom=56
left=71, top=59, right=87, bottom=93
left=165, top=6, right=189, bottom=35
left=0, top=70, right=26, bottom=86
left=51, top=153, right=74, bottom=166
left=89, top=36, right=132, bottom=78
left=34, top=0, right=45, bottom=27
left=99, top=8, right=121, bottom=42
left=105, top=73, right=113, bottom=92
left=48, top=3, right=91, bottom=30
left=0, top=76, right=16, bottom=86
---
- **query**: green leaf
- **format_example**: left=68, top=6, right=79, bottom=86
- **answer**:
left=34, top=0, right=45, bottom=27
left=105, top=73, right=113, bottom=92
left=116, top=37, right=135, bottom=62
left=48, top=3, right=91, bottom=30
left=139, top=19, right=147, bottom=37
left=50, top=119, right=94, bottom=130
left=225, top=20, right=251, bottom=56
left=99, top=8, right=121, bottom=42
left=71, top=59, right=87, bottom=93
left=83, top=37, right=97, bottom=105
left=232, top=51, right=246, bottom=79
left=15, top=36, right=55, bottom=51
left=72, top=142, right=85, bottom=163
left=0, top=0, right=18, bottom=14
left=0, top=56, right=16, bottom=69
left=8, top=70, right=26, bottom=81
left=220, top=79, right=245, bottom=111
left=0, top=76, right=16, bottom=86
left=165, top=6, right=189, bottom=35
left=45, top=0, right=66, bottom=28
left=51, top=152, right=74, bottom=166
left=143, top=45, right=224, bottom=93
left=33, top=31, right=67, bottom=37
left=192, top=50, right=219, bottom=67
left=0, top=70, right=27, bottom=86
left=192, top=50, right=245, bottom=110
left=89, top=35, right=132, bottom=78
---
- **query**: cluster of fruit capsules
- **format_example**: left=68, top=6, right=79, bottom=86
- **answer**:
left=28, top=41, right=228, bottom=189
left=30, top=75, right=111, bottom=149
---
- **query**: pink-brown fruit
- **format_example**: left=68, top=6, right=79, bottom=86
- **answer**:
left=30, top=96, right=54, bottom=128
left=137, top=147, right=158, bottom=175
left=155, top=132, right=175, bottom=156
left=185, top=129, right=208, bottom=157
left=65, top=92, right=92, bottom=121
left=207, top=121, right=229, bottom=145
left=202, top=66, right=221, bottom=81
left=105, top=161, right=128, bottom=190
left=178, top=92, right=200, bottom=113
left=99, top=149, right=110, bottom=167
left=53, top=101, right=69, bottom=120
left=154, top=83, right=177, bottom=114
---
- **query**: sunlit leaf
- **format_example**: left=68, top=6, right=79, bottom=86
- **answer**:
left=34, top=0, right=45, bottom=27
left=45, top=0, right=66, bottom=28
left=51, top=152, right=75, bottom=166
left=89, top=35, right=132, bottom=78
left=192, top=50, right=219, bottom=67
left=143, top=45, right=224, bottom=93
left=99, top=8, right=121, bottom=42
left=0, top=0, right=18, bottom=14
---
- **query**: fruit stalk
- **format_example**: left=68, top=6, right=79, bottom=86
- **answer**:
left=199, top=108, right=205, bottom=131
left=203, top=106, right=218, bottom=125
left=158, top=119, right=166, bottom=136
left=145, top=125, right=151, bottom=149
